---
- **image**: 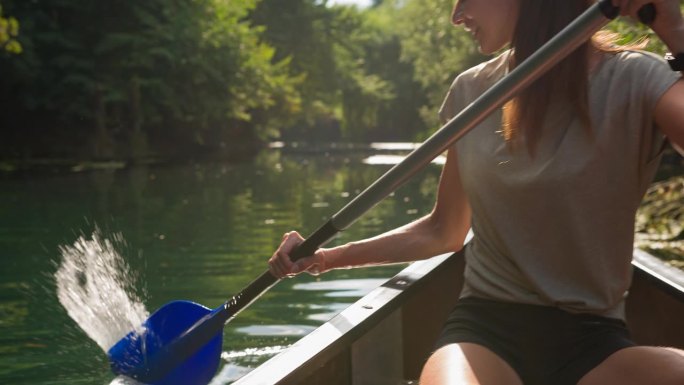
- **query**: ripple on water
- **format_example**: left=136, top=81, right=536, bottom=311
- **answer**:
left=235, top=324, right=316, bottom=337
left=210, top=346, right=289, bottom=384
left=292, top=278, right=387, bottom=297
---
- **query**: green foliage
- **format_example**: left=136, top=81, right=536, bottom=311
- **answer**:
left=636, top=176, right=684, bottom=266
left=0, top=4, right=21, bottom=54
left=392, top=0, right=483, bottom=135
left=250, top=0, right=437, bottom=141
left=1, top=0, right=682, bottom=160
left=0, top=0, right=300, bottom=159
left=331, top=5, right=398, bottom=139
left=251, top=2, right=401, bottom=140
left=605, top=3, right=684, bottom=53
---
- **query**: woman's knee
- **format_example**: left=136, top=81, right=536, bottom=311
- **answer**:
left=420, top=343, right=522, bottom=385
left=579, top=346, right=684, bottom=385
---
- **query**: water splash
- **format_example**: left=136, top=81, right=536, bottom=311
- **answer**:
left=55, top=230, right=149, bottom=351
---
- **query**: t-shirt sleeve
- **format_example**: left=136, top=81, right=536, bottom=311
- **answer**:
left=630, top=50, right=681, bottom=114
left=621, top=51, right=682, bottom=164
left=438, top=74, right=467, bottom=125
left=438, top=52, right=510, bottom=126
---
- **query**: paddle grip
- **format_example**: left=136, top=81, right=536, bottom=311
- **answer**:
left=598, top=0, right=656, bottom=24
left=222, top=220, right=339, bottom=321
left=289, top=220, right=340, bottom=262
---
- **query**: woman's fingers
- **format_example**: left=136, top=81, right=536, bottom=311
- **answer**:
left=614, top=0, right=681, bottom=26
left=293, top=249, right=328, bottom=276
left=612, top=0, right=684, bottom=52
left=292, top=255, right=318, bottom=275
left=268, top=230, right=330, bottom=278
left=269, top=231, right=304, bottom=278
left=268, top=231, right=328, bottom=278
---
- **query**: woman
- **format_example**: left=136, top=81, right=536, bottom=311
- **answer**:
left=269, top=0, right=684, bottom=383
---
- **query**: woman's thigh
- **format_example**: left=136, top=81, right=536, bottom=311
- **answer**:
left=420, top=342, right=523, bottom=385
left=579, top=346, right=684, bottom=385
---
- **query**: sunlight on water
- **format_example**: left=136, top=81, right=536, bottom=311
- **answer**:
left=208, top=365, right=252, bottom=385
left=362, top=154, right=446, bottom=166
left=109, top=376, right=143, bottom=385
left=55, top=230, right=149, bottom=351
left=369, top=142, right=420, bottom=151
left=209, top=346, right=289, bottom=384
left=292, top=278, right=388, bottom=297
left=220, top=345, right=288, bottom=361
left=235, top=324, right=316, bottom=337
left=304, top=303, right=350, bottom=322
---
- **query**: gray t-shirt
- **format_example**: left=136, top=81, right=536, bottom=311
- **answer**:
left=439, top=50, right=681, bottom=319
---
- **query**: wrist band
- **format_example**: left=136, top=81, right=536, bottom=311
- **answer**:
left=665, top=52, right=684, bottom=71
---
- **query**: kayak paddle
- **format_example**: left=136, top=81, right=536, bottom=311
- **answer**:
left=107, top=1, right=655, bottom=383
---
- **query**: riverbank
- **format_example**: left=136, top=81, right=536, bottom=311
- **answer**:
left=0, top=140, right=267, bottom=176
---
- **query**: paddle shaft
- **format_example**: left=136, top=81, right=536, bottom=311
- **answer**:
left=219, top=0, right=655, bottom=324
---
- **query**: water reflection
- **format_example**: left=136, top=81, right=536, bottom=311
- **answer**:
left=369, top=142, right=420, bottom=151
left=293, top=278, right=388, bottom=297
left=2, top=142, right=680, bottom=385
left=212, top=346, right=289, bottom=384
left=235, top=325, right=316, bottom=337
left=208, top=365, right=253, bottom=385
left=363, top=154, right=446, bottom=166
left=220, top=346, right=289, bottom=361
left=110, top=376, right=142, bottom=385
left=304, top=303, right=350, bottom=322
left=0, top=144, right=443, bottom=385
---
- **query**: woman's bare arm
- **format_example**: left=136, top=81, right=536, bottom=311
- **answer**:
left=655, top=80, right=684, bottom=155
left=269, top=147, right=472, bottom=278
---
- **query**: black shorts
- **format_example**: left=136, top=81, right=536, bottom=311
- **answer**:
left=435, top=297, right=635, bottom=385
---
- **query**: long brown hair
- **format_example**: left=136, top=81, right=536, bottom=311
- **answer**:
left=450, top=0, right=644, bottom=153
left=503, top=0, right=595, bottom=152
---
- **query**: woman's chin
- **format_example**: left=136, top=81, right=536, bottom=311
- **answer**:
left=478, top=46, right=496, bottom=55
left=477, top=42, right=509, bottom=56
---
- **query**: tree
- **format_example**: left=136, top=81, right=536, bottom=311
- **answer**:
left=605, top=3, right=684, bottom=54
left=250, top=0, right=423, bottom=141
left=0, top=0, right=301, bottom=160
left=393, top=0, right=483, bottom=135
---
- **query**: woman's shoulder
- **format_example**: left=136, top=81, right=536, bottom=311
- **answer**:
left=604, top=49, right=670, bottom=74
left=450, top=50, right=511, bottom=91
left=440, top=51, right=511, bottom=123
left=613, top=49, right=664, bottom=61
left=595, top=49, right=678, bottom=93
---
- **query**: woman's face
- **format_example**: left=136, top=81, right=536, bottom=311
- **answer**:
left=452, top=0, right=519, bottom=55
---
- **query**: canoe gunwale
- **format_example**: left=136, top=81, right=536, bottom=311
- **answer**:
left=232, top=252, right=462, bottom=385
left=232, top=249, right=684, bottom=384
left=632, top=249, right=684, bottom=301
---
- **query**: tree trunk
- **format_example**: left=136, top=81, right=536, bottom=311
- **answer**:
left=128, top=76, right=148, bottom=161
left=92, top=83, right=114, bottom=159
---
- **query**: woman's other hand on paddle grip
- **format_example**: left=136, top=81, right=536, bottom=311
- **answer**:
left=612, top=0, right=684, bottom=52
left=269, top=231, right=329, bottom=278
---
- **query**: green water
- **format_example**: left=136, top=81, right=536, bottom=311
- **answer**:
left=0, top=144, right=442, bottom=384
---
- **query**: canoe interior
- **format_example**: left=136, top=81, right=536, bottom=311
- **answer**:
left=627, top=249, right=684, bottom=347
left=234, top=249, right=684, bottom=385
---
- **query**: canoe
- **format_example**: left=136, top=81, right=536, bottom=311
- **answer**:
left=233, top=248, right=684, bottom=385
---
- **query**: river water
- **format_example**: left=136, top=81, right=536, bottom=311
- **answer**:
left=2, top=143, right=681, bottom=384
left=0, top=143, right=444, bottom=384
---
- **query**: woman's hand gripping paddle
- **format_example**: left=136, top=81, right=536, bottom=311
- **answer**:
left=106, top=1, right=654, bottom=384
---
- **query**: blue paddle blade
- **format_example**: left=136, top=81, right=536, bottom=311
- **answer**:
left=108, top=300, right=223, bottom=385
